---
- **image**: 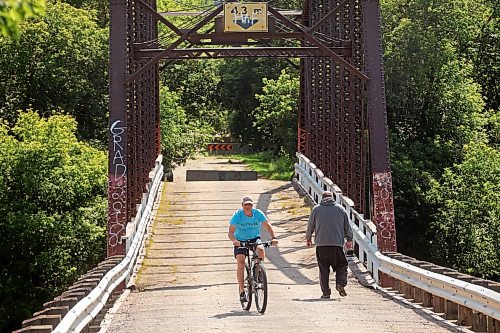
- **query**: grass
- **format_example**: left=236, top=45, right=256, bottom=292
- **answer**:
left=220, top=151, right=295, bottom=180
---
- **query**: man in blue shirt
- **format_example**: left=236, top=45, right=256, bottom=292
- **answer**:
left=228, top=196, right=278, bottom=302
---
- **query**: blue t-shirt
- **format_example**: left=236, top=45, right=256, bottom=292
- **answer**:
left=230, top=208, right=268, bottom=241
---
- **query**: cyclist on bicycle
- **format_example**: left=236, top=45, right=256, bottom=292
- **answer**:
left=228, top=196, right=278, bottom=302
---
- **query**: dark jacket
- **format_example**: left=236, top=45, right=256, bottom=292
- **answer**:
left=306, top=197, right=353, bottom=246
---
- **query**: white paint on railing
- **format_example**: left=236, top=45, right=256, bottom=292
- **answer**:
left=53, top=155, right=164, bottom=333
left=294, top=152, right=500, bottom=321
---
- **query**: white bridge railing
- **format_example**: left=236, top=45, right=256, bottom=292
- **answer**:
left=294, top=152, right=500, bottom=323
left=53, top=155, right=164, bottom=333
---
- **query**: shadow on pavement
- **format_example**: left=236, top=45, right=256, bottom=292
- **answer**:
left=292, top=298, right=341, bottom=302
left=376, top=289, right=471, bottom=333
left=211, top=310, right=262, bottom=319
left=256, top=184, right=316, bottom=286
left=140, top=282, right=235, bottom=292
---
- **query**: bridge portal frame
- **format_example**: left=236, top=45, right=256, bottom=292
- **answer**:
left=108, top=0, right=396, bottom=257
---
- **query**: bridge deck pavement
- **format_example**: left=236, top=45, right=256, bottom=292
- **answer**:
left=102, top=157, right=460, bottom=333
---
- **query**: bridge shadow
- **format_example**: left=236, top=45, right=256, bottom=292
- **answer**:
left=211, top=310, right=262, bottom=319
left=374, top=289, right=471, bottom=333
left=204, top=160, right=245, bottom=165
left=140, top=282, right=235, bottom=292
left=292, top=298, right=341, bottom=303
left=272, top=214, right=309, bottom=226
left=255, top=184, right=316, bottom=286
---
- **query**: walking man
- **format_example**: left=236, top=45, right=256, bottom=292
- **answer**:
left=306, top=191, right=353, bottom=298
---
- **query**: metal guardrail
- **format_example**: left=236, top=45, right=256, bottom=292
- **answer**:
left=294, top=153, right=379, bottom=277
left=294, top=152, right=500, bottom=328
left=52, top=155, right=164, bottom=333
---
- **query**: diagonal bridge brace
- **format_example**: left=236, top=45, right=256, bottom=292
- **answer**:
left=268, top=6, right=369, bottom=81
left=127, top=4, right=223, bottom=83
left=135, top=0, right=183, bottom=37
left=307, top=0, right=351, bottom=34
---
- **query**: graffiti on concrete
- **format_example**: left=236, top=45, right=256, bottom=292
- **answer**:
left=108, top=120, right=127, bottom=254
left=372, top=171, right=397, bottom=252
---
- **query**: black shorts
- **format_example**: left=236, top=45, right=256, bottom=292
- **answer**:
left=234, top=236, right=261, bottom=258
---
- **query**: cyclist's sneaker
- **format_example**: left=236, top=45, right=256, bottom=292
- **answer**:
left=320, top=294, right=330, bottom=299
left=240, top=291, right=247, bottom=302
left=336, top=285, right=347, bottom=297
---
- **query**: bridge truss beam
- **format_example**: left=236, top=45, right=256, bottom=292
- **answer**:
left=297, top=0, right=396, bottom=252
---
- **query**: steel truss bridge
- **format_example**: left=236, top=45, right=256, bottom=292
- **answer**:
left=15, top=1, right=499, bottom=332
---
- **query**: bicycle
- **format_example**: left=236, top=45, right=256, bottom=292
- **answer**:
left=239, top=240, right=273, bottom=313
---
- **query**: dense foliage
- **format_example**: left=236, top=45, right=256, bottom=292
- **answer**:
left=219, top=58, right=290, bottom=148
left=429, top=143, right=499, bottom=280
left=0, top=1, right=108, bottom=142
left=0, top=111, right=107, bottom=332
left=381, top=0, right=499, bottom=278
left=254, top=69, right=300, bottom=155
left=161, top=61, right=229, bottom=136
left=159, top=86, right=214, bottom=171
left=0, top=0, right=45, bottom=37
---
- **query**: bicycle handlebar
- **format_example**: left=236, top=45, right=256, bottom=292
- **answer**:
left=239, top=240, right=273, bottom=248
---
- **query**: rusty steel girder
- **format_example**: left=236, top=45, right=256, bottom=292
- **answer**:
left=298, top=0, right=367, bottom=213
left=298, top=0, right=396, bottom=252
left=134, top=46, right=352, bottom=59
left=108, top=0, right=160, bottom=257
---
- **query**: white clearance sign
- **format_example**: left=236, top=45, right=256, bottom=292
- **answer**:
left=224, top=2, right=268, bottom=32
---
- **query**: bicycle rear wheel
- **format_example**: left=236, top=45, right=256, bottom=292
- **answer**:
left=240, top=266, right=252, bottom=310
left=253, top=264, right=268, bottom=313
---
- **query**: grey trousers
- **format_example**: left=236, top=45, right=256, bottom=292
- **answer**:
left=316, top=246, right=348, bottom=296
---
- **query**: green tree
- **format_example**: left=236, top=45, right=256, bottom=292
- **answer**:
left=0, top=0, right=45, bottom=38
left=381, top=0, right=489, bottom=258
left=429, top=142, right=499, bottom=280
left=469, top=0, right=499, bottom=112
left=161, top=60, right=229, bottom=134
left=159, top=86, right=213, bottom=171
left=0, top=1, right=108, bottom=142
left=254, top=69, right=299, bottom=155
left=219, top=58, right=289, bottom=148
left=0, top=111, right=107, bottom=332
left=60, top=0, right=108, bottom=27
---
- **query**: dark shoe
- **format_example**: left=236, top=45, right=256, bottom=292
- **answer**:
left=336, top=285, right=347, bottom=297
left=320, top=294, right=330, bottom=299
left=240, top=291, right=247, bottom=302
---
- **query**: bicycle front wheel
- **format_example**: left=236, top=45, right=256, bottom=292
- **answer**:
left=253, top=263, right=268, bottom=313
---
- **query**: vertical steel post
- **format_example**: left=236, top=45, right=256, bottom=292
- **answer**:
left=362, top=0, right=397, bottom=253
left=108, top=0, right=128, bottom=257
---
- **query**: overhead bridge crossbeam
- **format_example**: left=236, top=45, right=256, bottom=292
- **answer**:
left=159, top=10, right=303, bottom=17
left=128, top=3, right=368, bottom=82
left=134, top=47, right=352, bottom=60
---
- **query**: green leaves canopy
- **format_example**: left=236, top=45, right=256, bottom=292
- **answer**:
left=381, top=0, right=497, bottom=264
left=0, top=0, right=45, bottom=38
left=254, top=69, right=299, bottom=155
left=0, top=1, right=109, bottom=142
left=0, top=111, right=107, bottom=331
left=159, top=86, right=213, bottom=171
left=429, top=143, right=499, bottom=279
